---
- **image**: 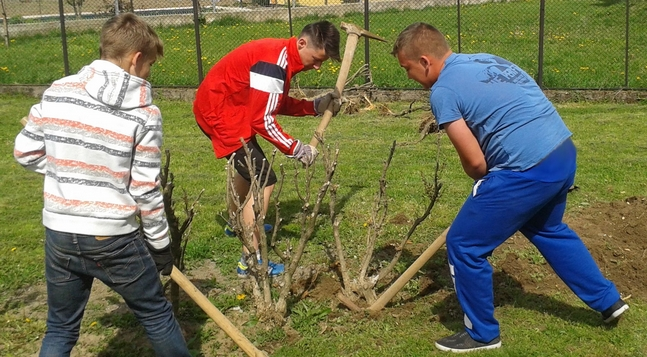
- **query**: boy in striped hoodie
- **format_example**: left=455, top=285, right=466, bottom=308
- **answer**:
left=14, top=13, right=191, bottom=357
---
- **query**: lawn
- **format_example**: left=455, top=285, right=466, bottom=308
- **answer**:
left=1, top=93, right=646, bottom=356
left=1, top=0, right=646, bottom=89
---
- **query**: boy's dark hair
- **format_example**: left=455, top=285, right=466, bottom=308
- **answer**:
left=100, top=13, right=164, bottom=62
left=299, top=21, right=341, bottom=61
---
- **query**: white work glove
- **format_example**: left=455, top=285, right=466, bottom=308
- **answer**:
left=314, top=92, right=341, bottom=117
left=290, top=140, right=318, bottom=166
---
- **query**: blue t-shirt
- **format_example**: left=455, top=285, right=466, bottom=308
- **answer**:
left=430, top=53, right=572, bottom=172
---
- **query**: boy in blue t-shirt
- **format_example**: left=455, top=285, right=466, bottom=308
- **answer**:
left=391, top=22, right=628, bottom=353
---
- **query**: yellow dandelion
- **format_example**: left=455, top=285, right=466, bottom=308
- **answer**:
left=363, top=222, right=368, bottom=227
left=236, top=294, right=246, bottom=300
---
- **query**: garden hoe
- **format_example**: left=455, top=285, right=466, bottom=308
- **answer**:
left=19, top=117, right=267, bottom=357
left=310, top=22, right=386, bottom=147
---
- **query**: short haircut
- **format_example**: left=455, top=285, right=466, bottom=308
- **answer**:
left=299, top=21, right=341, bottom=61
left=100, top=13, right=164, bottom=62
left=391, top=22, right=450, bottom=60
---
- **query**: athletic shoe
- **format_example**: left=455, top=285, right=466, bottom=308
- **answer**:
left=602, top=298, right=629, bottom=323
left=236, top=257, right=285, bottom=278
left=434, top=331, right=501, bottom=353
left=224, top=223, right=273, bottom=237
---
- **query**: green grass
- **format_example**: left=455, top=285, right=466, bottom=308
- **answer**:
left=1, top=93, right=646, bottom=356
left=1, top=0, right=646, bottom=89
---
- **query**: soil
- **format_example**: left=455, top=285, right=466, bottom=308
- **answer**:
left=4, top=197, right=646, bottom=356
left=499, top=196, right=647, bottom=301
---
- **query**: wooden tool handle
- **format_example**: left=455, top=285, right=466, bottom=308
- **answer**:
left=170, top=266, right=267, bottom=357
left=367, top=227, right=449, bottom=312
left=310, top=33, right=360, bottom=147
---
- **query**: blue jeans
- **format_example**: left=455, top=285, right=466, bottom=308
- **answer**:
left=39, top=229, right=191, bottom=357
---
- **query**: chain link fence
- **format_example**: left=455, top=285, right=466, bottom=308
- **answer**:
left=1, top=0, right=645, bottom=89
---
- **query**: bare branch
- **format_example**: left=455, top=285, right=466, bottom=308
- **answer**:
left=392, top=100, right=431, bottom=118
left=359, top=141, right=396, bottom=280
left=376, top=135, right=444, bottom=282
left=277, top=148, right=338, bottom=313
left=271, top=164, right=289, bottom=261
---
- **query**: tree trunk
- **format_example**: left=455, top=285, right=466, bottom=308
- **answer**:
left=1, top=0, right=9, bottom=48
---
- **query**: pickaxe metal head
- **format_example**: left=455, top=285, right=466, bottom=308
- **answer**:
left=340, top=22, right=386, bottom=42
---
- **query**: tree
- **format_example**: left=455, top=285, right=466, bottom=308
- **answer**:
left=66, top=0, right=84, bottom=18
left=1, top=0, right=9, bottom=47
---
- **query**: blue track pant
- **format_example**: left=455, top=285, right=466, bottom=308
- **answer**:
left=446, top=139, right=621, bottom=343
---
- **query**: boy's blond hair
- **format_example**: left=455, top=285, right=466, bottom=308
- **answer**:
left=100, top=13, right=163, bottom=62
left=391, top=22, right=450, bottom=60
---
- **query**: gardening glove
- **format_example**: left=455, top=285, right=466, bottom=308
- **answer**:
left=314, top=92, right=341, bottom=117
left=146, top=242, right=174, bottom=276
left=290, top=140, right=319, bottom=166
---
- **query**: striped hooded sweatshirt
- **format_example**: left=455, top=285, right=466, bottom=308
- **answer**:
left=14, top=60, right=170, bottom=250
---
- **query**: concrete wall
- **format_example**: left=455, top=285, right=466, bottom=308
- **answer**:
left=2, top=85, right=646, bottom=104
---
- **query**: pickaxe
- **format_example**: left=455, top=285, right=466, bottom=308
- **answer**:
left=19, top=116, right=267, bottom=357
left=310, top=22, right=386, bottom=147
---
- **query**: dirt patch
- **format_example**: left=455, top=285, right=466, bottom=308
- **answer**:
left=492, top=196, right=647, bottom=301
left=4, top=197, right=646, bottom=355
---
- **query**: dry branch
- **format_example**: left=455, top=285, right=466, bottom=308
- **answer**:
left=159, top=150, right=204, bottom=313
left=333, top=135, right=444, bottom=310
left=225, top=140, right=339, bottom=320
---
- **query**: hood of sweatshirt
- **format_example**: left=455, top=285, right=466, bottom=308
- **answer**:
left=79, top=59, right=153, bottom=110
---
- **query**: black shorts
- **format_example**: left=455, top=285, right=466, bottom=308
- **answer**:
left=226, top=137, right=277, bottom=186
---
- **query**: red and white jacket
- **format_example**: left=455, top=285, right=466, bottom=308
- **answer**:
left=193, top=37, right=316, bottom=158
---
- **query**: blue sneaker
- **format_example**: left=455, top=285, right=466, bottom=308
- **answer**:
left=225, top=223, right=273, bottom=237
left=236, top=256, right=285, bottom=278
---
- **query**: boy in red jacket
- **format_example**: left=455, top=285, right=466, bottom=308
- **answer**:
left=194, top=21, right=341, bottom=277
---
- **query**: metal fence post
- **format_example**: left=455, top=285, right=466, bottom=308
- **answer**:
left=624, top=0, right=629, bottom=88
left=456, top=0, right=461, bottom=53
left=192, top=0, right=204, bottom=84
left=364, top=0, right=370, bottom=83
left=58, top=0, right=70, bottom=76
left=536, top=0, right=545, bottom=88
left=287, top=0, right=293, bottom=37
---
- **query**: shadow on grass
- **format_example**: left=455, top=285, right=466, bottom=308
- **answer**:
left=429, top=270, right=615, bottom=334
left=94, top=286, right=213, bottom=357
